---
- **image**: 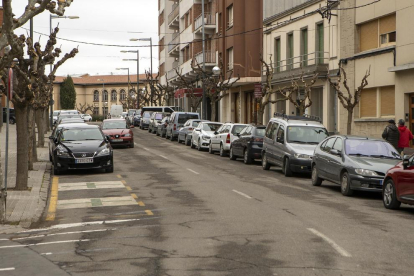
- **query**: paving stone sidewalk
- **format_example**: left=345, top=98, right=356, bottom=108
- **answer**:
left=0, top=125, right=52, bottom=233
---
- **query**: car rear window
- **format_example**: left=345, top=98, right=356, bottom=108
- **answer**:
left=178, top=114, right=199, bottom=124
left=232, top=125, right=247, bottom=135
left=155, top=114, right=164, bottom=120
left=143, top=112, right=152, bottom=118
left=192, top=121, right=201, bottom=127
left=203, top=123, right=222, bottom=131
left=255, top=128, right=266, bottom=137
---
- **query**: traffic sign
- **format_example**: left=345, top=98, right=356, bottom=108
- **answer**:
left=254, top=83, right=262, bottom=98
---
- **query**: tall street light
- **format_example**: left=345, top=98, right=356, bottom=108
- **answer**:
left=97, top=78, right=105, bottom=116
left=130, top=38, right=152, bottom=105
left=121, top=50, right=140, bottom=108
left=116, top=68, right=130, bottom=108
left=49, top=14, right=79, bottom=128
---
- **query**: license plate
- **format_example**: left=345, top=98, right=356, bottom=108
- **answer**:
left=379, top=180, right=383, bottom=185
left=75, top=158, right=93, bottom=164
left=111, top=139, right=123, bottom=142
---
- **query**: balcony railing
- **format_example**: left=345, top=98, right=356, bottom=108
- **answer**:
left=195, top=51, right=216, bottom=64
left=168, top=33, right=180, bottom=53
left=168, top=3, right=179, bottom=25
left=167, top=67, right=178, bottom=80
left=264, top=51, right=330, bottom=73
left=194, top=13, right=216, bottom=30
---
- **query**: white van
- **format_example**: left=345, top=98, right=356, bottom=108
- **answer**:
left=110, top=105, right=123, bottom=118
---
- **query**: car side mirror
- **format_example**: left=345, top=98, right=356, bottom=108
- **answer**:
left=214, top=131, right=218, bottom=135
left=49, top=135, right=54, bottom=140
left=236, top=133, right=240, bottom=137
left=276, top=137, right=284, bottom=144
left=195, top=128, right=201, bottom=132
left=330, top=149, right=342, bottom=156
left=403, top=155, right=411, bottom=169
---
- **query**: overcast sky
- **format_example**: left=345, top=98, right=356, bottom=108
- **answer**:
left=13, top=0, right=158, bottom=77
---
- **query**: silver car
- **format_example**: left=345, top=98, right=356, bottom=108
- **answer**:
left=177, top=119, right=209, bottom=145
left=209, top=123, right=248, bottom=156
left=192, top=122, right=223, bottom=150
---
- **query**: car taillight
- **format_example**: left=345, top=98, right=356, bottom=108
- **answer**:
left=174, top=124, right=176, bottom=130
left=251, top=137, right=263, bottom=142
left=226, top=133, right=230, bottom=143
left=189, top=128, right=193, bottom=131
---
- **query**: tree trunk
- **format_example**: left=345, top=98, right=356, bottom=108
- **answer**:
left=298, top=105, right=306, bottom=116
left=33, top=122, right=38, bottom=163
left=347, top=109, right=353, bottom=135
left=257, top=106, right=265, bottom=125
left=210, top=101, right=216, bottom=122
left=36, top=109, right=45, bottom=148
left=15, top=103, right=29, bottom=190
left=28, top=106, right=35, bottom=170
left=44, top=108, right=50, bottom=132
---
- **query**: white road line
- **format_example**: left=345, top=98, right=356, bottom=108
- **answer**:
left=134, top=143, right=139, bottom=147
left=41, top=247, right=114, bottom=256
left=18, top=218, right=140, bottom=233
left=232, top=190, right=252, bottom=199
left=0, top=268, right=15, bottom=271
left=0, top=239, right=92, bottom=249
left=307, top=228, right=352, bottom=257
left=187, top=168, right=199, bottom=175
left=143, top=147, right=150, bottom=151
left=159, top=155, right=168, bottom=159
left=12, top=229, right=116, bottom=241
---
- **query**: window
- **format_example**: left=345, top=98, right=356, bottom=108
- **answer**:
left=380, top=86, right=395, bottom=116
left=270, top=123, right=279, bottom=140
left=111, top=90, right=117, bottom=101
left=324, top=138, right=336, bottom=152
left=360, top=86, right=395, bottom=118
left=301, top=28, right=308, bottom=67
left=93, top=107, right=99, bottom=115
left=276, top=125, right=285, bottom=143
left=227, top=47, right=234, bottom=70
left=120, top=89, right=126, bottom=100
left=316, top=23, right=324, bottom=64
left=333, top=138, right=343, bottom=152
left=227, top=4, right=233, bottom=29
left=359, top=14, right=396, bottom=52
left=360, top=88, right=377, bottom=117
left=102, top=90, right=108, bottom=101
left=93, top=90, right=99, bottom=102
left=265, top=122, right=274, bottom=138
left=379, top=14, right=396, bottom=47
left=287, top=33, right=294, bottom=70
left=274, top=38, right=281, bottom=72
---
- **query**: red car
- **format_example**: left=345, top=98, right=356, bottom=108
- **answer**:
left=101, top=119, right=134, bottom=148
left=383, top=154, right=414, bottom=209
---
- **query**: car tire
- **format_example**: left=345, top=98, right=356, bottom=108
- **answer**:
left=156, top=131, right=160, bottom=136
left=185, top=136, right=190, bottom=146
left=311, top=165, right=323, bottom=186
left=161, top=131, right=166, bottom=138
left=341, top=172, right=354, bottom=196
left=191, top=140, right=195, bottom=149
left=383, top=179, right=401, bottom=209
left=229, top=147, right=236, bottom=160
left=283, top=158, right=293, bottom=177
left=170, top=132, right=174, bottom=141
left=9, top=118, right=15, bottom=124
left=243, top=149, right=252, bottom=164
left=262, top=152, right=270, bottom=170
left=49, top=154, right=52, bottom=162
left=219, top=144, right=227, bottom=157
left=209, top=142, right=214, bottom=154
left=130, top=141, right=135, bottom=148
left=148, top=127, right=151, bottom=132
left=197, top=139, right=203, bottom=151
left=53, top=162, right=61, bottom=176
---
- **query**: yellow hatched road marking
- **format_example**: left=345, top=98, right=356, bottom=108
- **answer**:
left=145, top=210, right=154, bottom=216
left=117, top=174, right=122, bottom=179
left=131, top=193, right=138, bottom=199
left=46, top=177, right=59, bottom=221
left=137, top=201, right=145, bottom=207
left=125, top=186, right=132, bottom=191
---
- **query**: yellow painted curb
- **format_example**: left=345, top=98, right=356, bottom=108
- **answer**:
left=46, top=176, right=59, bottom=221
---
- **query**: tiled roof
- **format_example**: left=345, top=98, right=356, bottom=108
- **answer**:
left=54, top=74, right=157, bottom=85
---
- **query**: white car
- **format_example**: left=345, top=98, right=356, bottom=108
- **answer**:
left=209, top=123, right=248, bottom=156
left=53, top=110, right=61, bottom=124
left=191, top=122, right=223, bottom=151
left=82, top=114, right=92, bottom=122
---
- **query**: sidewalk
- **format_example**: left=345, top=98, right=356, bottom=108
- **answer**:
left=0, top=125, right=52, bottom=233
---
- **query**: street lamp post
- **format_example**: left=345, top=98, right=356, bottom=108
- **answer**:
left=121, top=50, right=140, bottom=108
left=49, top=14, right=79, bottom=128
left=201, top=0, right=207, bottom=120
left=97, top=79, right=105, bottom=116
left=130, top=38, right=152, bottom=105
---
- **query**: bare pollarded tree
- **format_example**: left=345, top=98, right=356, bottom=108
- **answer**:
left=174, top=65, right=203, bottom=112
left=328, top=62, right=371, bottom=135
left=77, top=103, right=94, bottom=114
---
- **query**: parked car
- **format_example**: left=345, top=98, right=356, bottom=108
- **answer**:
left=140, top=111, right=154, bottom=129
left=59, top=110, right=80, bottom=115
left=133, top=114, right=141, bottom=126
left=55, top=114, right=83, bottom=125
left=121, top=112, right=128, bottom=119
left=140, top=106, right=177, bottom=116
left=82, top=114, right=92, bottom=122
left=209, top=123, right=248, bottom=156
left=127, top=109, right=137, bottom=123
left=311, top=136, right=402, bottom=196
left=382, top=154, right=414, bottom=209
left=101, top=119, right=134, bottom=148
left=51, top=124, right=113, bottom=175
left=229, top=125, right=266, bottom=164
left=156, top=116, right=170, bottom=137
left=2, top=108, right=16, bottom=124
left=49, top=122, right=87, bottom=161
left=166, top=112, right=200, bottom=141
left=177, top=119, right=209, bottom=145
left=149, top=112, right=169, bottom=134
left=52, top=110, right=61, bottom=124
left=261, top=114, right=328, bottom=177
left=191, top=122, right=222, bottom=150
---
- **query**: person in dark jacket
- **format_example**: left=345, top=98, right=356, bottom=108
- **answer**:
left=397, top=119, right=413, bottom=154
left=382, top=119, right=400, bottom=151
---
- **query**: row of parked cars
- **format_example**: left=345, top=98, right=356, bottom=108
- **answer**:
left=139, top=110, right=414, bottom=211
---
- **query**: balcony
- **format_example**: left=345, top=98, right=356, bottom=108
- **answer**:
left=262, top=52, right=330, bottom=84
left=194, top=13, right=216, bottom=34
left=168, top=3, right=179, bottom=29
left=195, top=51, right=216, bottom=66
left=168, top=32, right=180, bottom=56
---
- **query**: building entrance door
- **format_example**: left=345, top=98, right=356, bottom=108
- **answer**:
left=410, top=94, right=414, bottom=147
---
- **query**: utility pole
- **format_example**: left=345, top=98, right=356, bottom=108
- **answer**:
left=201, top=0, right=207, bottom=120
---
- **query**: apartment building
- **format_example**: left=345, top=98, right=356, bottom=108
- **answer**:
left=262, top=0, right=339, bottom=132
left=340, top=0, right=414, bottom=139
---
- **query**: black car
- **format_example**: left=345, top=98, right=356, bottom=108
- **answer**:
left=48, top=122, right=87, bottom=162
left=230, top=125, right=266, bottom=164
left=133, top=115, right=141, bottom=126
left=2, top=108, right=16, bottom=124
left=311, top=136, right=401, bottom=196
left=50, top=124, right=114, bottom=175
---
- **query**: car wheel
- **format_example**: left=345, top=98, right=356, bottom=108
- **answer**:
left=209, top=142, right=214, bottom=154
left=219, top=144, right=227, bottom=157
left=130, top=141, right=135, bottom=148
left=341, top=172, right=354, bottom=196
left=311, top=165, right=323, bottom=186
left=243, top=149, right=252, bottom=164
left=191, top=140, right=196, bottom=149
left=262, top=152, right=271, bottom=170
left=148, top=127, right=151, bottom=132
left=49, top=154, right=52, bottom=162
left=283, top=158, right=293, bottom=177
left=197, top=139, right=203, bottom=151
left=185, top=136, right=190, bottom=146
left=170, top=132, right=174, bottom=141
left=156, top=131, right=160, bottom=136
left=161, top=131, right=166, bottom=138
left=383, top=179, right=401, bottom=209
left=9, top=118, right=15, bottom=124
left=53, top=161, right=61, bottom=175
left=229, top=147, right=236, bottom=160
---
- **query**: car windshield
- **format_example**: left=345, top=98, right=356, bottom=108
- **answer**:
left=232, top=125, right=247, bottom=135
left=203, top=123, right=222, bottom=131
left=255, top=128, right=266, bottom=137
left=128, top=110, right=136, bottom=115
left=192, top=121, right=201, bottom=127
left=59, top=115, right=82, bottom=119
left=345, top=140, right=401, bottom=159
left=287, top=126, right=328, bottom=144
left=102, top=121, right=128, bottom=129
left=155, top=114, right=164, bottom=120
left=53, top=111, right=60, bottom=116
left=143, top=112, right=152, bottom=118
left=61, top=128, right=103, bottom=141
left=178, top=114, right=199, bottom=124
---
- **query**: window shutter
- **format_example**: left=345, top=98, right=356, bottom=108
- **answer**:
left=380, top=86, right=395, bottom=116
left=379, top=14, right=396, bottom=35
left=360, top=20, right=378, bottom=52
left=360, top=88, right=377, bottom=117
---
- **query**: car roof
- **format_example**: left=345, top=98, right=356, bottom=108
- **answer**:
left=103, top=119, right=126, bottom=122
left=173, top=112, right=199, bottom=115
left=57, top=123, right=87, bottom=128
left=332, top=135, right=384, bottom=142
left=271, top=118, right=325, bottom=127
left=61, top=124, right=99, bottom=130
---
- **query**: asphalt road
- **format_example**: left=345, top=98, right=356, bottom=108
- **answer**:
left=1, top=127, right=414, bottom=276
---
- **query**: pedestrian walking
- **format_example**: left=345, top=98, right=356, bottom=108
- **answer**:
left=397, top=119, right=413, bottom=155
left=382, top=119, right=400, bottom=151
